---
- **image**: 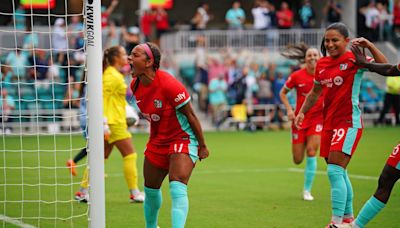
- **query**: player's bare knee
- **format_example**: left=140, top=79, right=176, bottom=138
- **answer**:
left=293, top=157, right=302, bottom=165
left=306, top=148, right=316, bottom=157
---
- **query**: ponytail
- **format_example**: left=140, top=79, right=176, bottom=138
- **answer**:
left=102, top=46, right=122, bottom=72
left=280, top=43, right=309, bottom=63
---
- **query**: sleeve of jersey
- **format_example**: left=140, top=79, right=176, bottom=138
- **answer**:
left=166, top=80, right=191, bottom=110
left=284, top=74, right=295, bottom=90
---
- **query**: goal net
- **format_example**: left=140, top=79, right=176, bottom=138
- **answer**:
left=0, top=0, right=104, bottom=227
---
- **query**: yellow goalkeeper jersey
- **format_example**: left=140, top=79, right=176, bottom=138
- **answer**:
left=103, top=66, right=127, bottom=125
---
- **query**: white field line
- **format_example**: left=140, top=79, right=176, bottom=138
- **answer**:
left=0, top=215, right=36, bottom=228
left=288, top=168, right=379, bottom=180
left=106, top=167, right=379, bottom=181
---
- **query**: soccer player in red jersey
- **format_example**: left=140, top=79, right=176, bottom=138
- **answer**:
left=330, top=45, right=400, bottom=228
left=279, top=44, right=323, bottom=201
left=294, top=23, right=388, bottom=227
left=128, top=42, right=209, bottom=228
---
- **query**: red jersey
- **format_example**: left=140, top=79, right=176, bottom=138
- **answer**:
left=315, top=51, right=369, bottom=130
left=101, top=12, right=109, bottom=28
left=285, top=68, right=323, bottom=128
left=130, top=70, right=195, bottom=146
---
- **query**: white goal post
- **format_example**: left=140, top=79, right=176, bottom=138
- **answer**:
left=85, top=0, right=105, bottom=227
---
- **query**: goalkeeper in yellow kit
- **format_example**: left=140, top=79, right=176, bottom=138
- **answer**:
left=75, top=45, right=144, bottom=203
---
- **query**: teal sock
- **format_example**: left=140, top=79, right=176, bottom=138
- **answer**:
left=327, top=164, right=347, bottom=218
left=304, top=156, right=317, bottom=192
left=144, top=186, right=162, bottom=228
left=355, top=196, right=385, bottom=228
left=343, top=170, right=354, bottom=217
left=170, top=181, right=188, bottom=228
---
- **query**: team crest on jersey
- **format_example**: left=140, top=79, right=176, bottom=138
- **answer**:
left=153, top=99, right=163, bottom=108
left=333, top=76, right=343, bottom=86
left=315, top=124, right=323, bottom=132
left=339, top=63, right=348, bottom=71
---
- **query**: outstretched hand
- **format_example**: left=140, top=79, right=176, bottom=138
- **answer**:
left=350, top=45, right=368, bottom=67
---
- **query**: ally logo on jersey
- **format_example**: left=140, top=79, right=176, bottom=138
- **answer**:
left=175, top=92, right=186, bottom=103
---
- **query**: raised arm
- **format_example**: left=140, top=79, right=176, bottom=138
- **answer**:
left=351, top=37, right=388, bottom=63
left=294, top=83, right=323, bottom=129
left=351, top=45, right=400, bottom=76
left=178, top=102, right=209, bottom=160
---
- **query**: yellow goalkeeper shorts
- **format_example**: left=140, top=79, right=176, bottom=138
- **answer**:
left=108, top=123, right=131, bottom=144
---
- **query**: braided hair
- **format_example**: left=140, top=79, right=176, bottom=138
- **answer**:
left=144, top=42, right=161, bottom=71
left=131, top=42, right=162, bottom=93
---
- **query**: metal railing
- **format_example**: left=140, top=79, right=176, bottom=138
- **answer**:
left=160, top=29, right=325, bottom=53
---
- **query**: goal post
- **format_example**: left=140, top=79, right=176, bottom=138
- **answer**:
left=85, top=0, right=105, bottom=227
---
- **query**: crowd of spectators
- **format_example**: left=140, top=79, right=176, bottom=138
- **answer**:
left=0, top=0, right=397, bottom=132
left=184, top=35, right=388, bottom=130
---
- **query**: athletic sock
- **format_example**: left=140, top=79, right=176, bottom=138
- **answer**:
left=123, top=153, right=138, bottom=190
left=355, top=196, right=385, bottom=228
left=327, top=164, right=346, bottom=222
left=144, top=186, right=162, bottom=228
left=304, top=156, right=317, bottom=192
left=343, top=170, right=354, bottom=218
left=170, top=181, right=188, bottom=228
left=73, top=147, right=87, bottom=163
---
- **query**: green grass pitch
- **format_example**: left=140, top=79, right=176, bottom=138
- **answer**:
left=0, top=127, right=399, bottom=227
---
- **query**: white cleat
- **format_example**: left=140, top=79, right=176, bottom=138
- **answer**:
left=329, top=223, right=354, bottom=228
left=303, top=190, right=314, bottom=201
left=130, top=192, right=145, bottom=203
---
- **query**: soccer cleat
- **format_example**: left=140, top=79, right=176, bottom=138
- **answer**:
left=342, top=217, right=354, bottom=224
left=66, top=159, right=77, bottom=176
left=75, top=191, right=89, bottom=203
left=130, top=192, right=145, bottom=203
left=303, top=190, right=314, bottom=201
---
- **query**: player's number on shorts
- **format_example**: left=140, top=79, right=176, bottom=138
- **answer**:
left=174, top=143, right=184, bottom=153
left=332, top=128, right=345, bottom=144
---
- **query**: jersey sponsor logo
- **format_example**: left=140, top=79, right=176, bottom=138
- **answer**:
left=151, top=114, right=160, bottom=122
left=154, top=99, right=163, bottom=108
left=140, top=112, right=151, bottom=121
left=320, top=78, right=333, bottom=88
left=315, top=124, right=323, bottom=132
left=333, top=76, right=343, bottom=86
left=174, top=92, right=186, bottom=103
left=340, top=63, right=348, bottom=71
